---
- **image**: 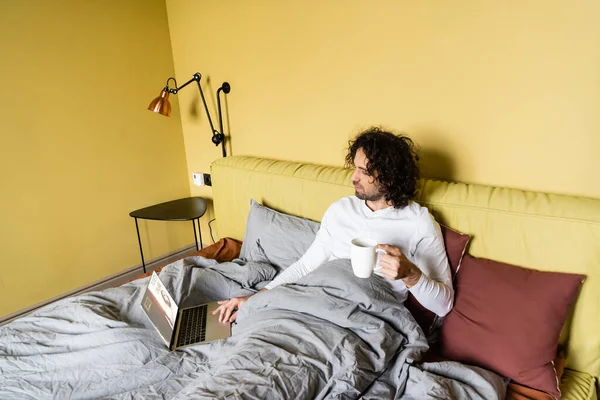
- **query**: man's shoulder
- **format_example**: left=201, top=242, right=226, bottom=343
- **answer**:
left=396, top=200, right=429, bottom=217
left=325, top=196, right=360, bottom=214
left=407, top=200, right=430, bottom=214
left=331, top=195, right=359, bottom=207
left=400, top=201, right=441, bottom=234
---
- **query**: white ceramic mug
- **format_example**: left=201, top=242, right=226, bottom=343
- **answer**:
left=350, top=237, right=387, bottom=278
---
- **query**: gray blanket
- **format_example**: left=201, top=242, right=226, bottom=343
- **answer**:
left=0, top=258, right=507, bottom=399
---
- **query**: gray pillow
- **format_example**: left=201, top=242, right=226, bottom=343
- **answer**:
left=240, top=200, right=320, bottom=271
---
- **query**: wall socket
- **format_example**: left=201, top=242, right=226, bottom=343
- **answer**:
left=192, top=172, right=212, bottom=186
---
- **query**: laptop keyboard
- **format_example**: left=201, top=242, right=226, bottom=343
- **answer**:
left=177, top=305, right=208, bottom=346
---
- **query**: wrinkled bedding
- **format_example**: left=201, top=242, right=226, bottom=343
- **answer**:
left=0, top=257, right=507, bottom=399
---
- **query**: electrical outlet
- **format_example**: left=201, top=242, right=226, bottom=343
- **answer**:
left=192, top=172, right=212, bottom=186
left=192, top=172, right=203, bottom=186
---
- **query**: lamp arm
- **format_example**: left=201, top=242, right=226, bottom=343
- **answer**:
left=166, top=77, right=178, bottom=89
left=194, top=79, right=219, bottom=140
left=217, top=87, right=224, bottom=142
left=169, top=74, right=197, bottom=94
left=165, top=73, right=229, bottom=156
left=216, top=84, right=229, bottom=158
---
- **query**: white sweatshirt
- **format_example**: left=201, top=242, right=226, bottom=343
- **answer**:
left=264, top=196, right=454, bottom=317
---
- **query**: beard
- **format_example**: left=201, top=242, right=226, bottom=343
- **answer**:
left=354, top=187, right=385, bottom=202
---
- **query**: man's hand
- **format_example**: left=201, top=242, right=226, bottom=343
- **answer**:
left=213, top=295, right=251, bottom=323
left=376, top=244, right=422, bottom=288
left=212, top=289, right=268, bottom=323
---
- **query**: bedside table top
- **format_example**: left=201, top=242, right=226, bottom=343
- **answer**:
left=129, top=197, right=207, bottom=221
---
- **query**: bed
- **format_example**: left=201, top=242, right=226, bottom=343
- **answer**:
left=1, top=155, right=598, bottom=400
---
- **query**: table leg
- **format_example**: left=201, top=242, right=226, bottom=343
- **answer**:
left=134, top=218, right=146, bottom=273
left=197, top=218, right=203, bottom=249
left=192, top=219, right=199, bottom=251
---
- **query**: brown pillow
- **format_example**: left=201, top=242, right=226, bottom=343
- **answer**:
left=130, top=238, right=242, bottom=282
left=504, top=383, right=554, bottom=400
left=404, top=224, right=471, bottom=334
left=439, top=254, right=585, bottom=399
left=187, top=237, right=242, bottom=263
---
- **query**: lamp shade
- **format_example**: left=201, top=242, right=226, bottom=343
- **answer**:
left=148, top=89, right=171, bottom=116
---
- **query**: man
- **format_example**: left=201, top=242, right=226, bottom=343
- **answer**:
left=214, top=127, right=453, bottom=323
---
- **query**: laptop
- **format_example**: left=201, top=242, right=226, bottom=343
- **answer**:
left=141, top=272, right=231, bottom=350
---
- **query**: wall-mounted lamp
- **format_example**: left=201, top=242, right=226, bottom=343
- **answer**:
left=148, top=73, right=231, bottom=157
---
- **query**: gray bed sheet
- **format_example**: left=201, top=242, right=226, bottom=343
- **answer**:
left=0, top=257, right=507, bottom=399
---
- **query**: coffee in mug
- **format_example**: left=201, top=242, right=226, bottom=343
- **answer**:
left=350, top=237, right=386, bottom=278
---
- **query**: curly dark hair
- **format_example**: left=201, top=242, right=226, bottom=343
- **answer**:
left=345, top=127, right=420, bottom=209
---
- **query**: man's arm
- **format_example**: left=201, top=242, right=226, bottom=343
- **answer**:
left=214, top=210, right=333, bottom=323
left=378, top=233, right=454, bottom=317
left=409, top=232, right=454, bottom=316
left=264, top=215, right=332, bottom=290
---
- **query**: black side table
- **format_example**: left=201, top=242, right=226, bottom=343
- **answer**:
left=129, top=197, right=207, bottom=273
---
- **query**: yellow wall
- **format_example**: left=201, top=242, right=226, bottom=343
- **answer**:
left=0, top=0, right=191, bottom=317
left=166, top=0, right=600, bottom=241
left=3, top=0, right=597, bottom=317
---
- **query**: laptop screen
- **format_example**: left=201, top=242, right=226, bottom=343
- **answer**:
left=141, top=272, right=179, bottom=345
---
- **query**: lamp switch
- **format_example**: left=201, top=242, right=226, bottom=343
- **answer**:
left=192, top=173, right=212, bottom=186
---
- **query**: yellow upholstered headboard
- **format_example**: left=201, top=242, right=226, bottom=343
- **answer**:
left=211, top=155, right=600, bottom=379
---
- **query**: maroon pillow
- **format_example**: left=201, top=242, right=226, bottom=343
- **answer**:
left=439, top=254, right=585, bottom=399
left=441, top=224, right=471, bottom=277
left=404, top=224, right=471, bottom=334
